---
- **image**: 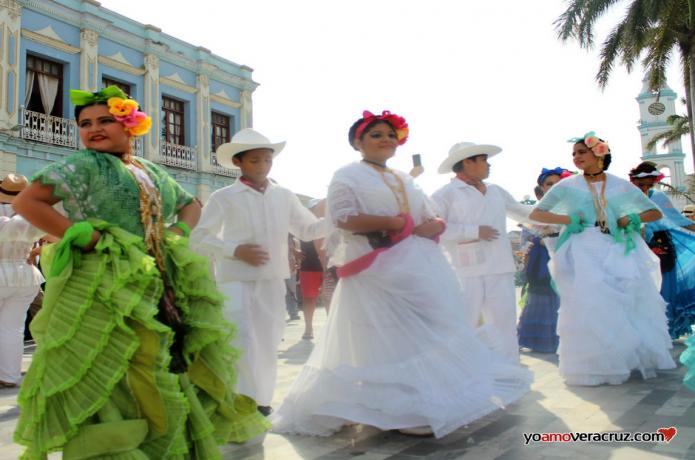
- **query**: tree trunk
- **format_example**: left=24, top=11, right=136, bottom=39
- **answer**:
left=689, top=0, right=695, bottom=171
left=689, top=49, right=695, bottom=171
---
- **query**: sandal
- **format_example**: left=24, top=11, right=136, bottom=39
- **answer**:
left=301, top=332, right=314, bottom=340
left=0, top=380, right=18, bottom=389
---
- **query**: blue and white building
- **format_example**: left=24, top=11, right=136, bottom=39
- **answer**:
left=0, top=0, right=256, bottom=200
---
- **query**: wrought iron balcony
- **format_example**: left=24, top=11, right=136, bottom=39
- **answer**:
left=16, top=108, right=233, bottom=179
left=20, top=107, right=77, bottom=148
left=133, top=137, right=144, bottom=157
left=159, top=141, right=196, bottom=170
left=210, top=152, right=240, bottom=177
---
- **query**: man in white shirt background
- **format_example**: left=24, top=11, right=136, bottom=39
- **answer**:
left=432, top=142, right=533, bottom=363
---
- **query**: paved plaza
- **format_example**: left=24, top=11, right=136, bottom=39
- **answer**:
left=2, top=308, right=694, bottom=460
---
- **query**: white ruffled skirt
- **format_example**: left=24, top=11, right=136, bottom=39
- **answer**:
left=270, top=236, right=531, bottom=438
left=549, top=228, right=676, bottom=386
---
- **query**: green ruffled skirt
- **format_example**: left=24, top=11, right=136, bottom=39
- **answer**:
left=14, top=221, right=269, bottom=459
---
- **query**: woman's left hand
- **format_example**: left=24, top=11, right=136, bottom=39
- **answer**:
left=168, top=226, right=184, bottom=236
left=413, top=219, right=444, bottom=239
left=617, top=216, right=630, bottom=228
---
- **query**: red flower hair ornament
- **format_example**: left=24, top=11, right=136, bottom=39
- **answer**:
left=354, top=110, right=409, bottom=145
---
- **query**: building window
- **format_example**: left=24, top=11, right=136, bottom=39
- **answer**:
left=211, top=112, right=232, bottom=151
left=102, top=78, right=131, bottom=96
left=25, top=55, right=63, bottom=117
left=162, top=96, right=185, bottom=145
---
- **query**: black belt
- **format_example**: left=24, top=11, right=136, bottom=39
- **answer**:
left=594, top=222, right=611, bottom=234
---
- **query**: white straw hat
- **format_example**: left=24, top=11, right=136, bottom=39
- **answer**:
left=216, top=128, right=286, bottom=169
left=437, top=142, right=501, bottom=174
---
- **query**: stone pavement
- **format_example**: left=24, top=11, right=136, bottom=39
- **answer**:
left=2, top=308, right=694, bottom=460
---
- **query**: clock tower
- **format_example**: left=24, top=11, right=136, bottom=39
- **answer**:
left=636, top=76, right=687, bottom=190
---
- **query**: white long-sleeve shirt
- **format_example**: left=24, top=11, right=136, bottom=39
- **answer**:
left=0, top=204, right=44, bottom=287
left=431, top=179, right=532, bottom=277
left=190, top=180, right=326, bottom=282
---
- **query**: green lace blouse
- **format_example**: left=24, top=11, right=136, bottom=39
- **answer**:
left=32, top=149, right=194, bottom=237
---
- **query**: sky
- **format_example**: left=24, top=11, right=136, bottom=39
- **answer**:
left=100, top=0, right=693, bottom=201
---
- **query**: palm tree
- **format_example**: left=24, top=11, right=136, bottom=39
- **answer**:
left=646, top=113, right=690, bottom=150
left=555, top=0, right=695, bottom=170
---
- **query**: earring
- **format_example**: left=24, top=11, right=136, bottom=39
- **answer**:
left=597, top=157, right=604, bottom=170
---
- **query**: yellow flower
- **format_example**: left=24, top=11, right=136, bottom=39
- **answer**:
left=107, top=97, right=138, bottom=117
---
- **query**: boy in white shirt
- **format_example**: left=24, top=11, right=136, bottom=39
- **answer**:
left=432, top=142, right=532, bottom=363
left=191, top=129, right=325, bottom=416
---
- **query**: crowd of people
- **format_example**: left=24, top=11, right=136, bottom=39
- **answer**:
left=0, top=86, right=694, bottom=458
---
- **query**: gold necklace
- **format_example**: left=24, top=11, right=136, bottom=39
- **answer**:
left=584, top=174, right=608, bottom=233
left=126, top=159, right=167, bottom=274
left=364, top=162, right=410, bottom=214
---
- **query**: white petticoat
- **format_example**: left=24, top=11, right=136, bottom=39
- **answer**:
left=270, top=236, right=531, bottom=439
left=549, top=228, right=676, bottom=386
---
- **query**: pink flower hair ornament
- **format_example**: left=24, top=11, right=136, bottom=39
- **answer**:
left=568, top=131, right=610, bottom=157
left=354, top=110, right=409, bottom=145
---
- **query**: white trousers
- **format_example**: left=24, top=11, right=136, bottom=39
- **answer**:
left=0, top=285, right=39, bottom=383
left=218, top=279, right=286, bottom=406
left=456, top=273, right=519, bottom=363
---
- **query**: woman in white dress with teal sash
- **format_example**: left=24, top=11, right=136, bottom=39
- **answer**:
left=529, top=132, right=676, bottom=386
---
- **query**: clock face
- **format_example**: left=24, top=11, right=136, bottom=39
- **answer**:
left=648, top=102, right=666, bottom=116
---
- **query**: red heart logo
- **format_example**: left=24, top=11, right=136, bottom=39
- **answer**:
left=657, top=427, right=677, bottom=443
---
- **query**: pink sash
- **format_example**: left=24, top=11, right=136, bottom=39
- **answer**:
left=337, top=214, right=414, bottom=278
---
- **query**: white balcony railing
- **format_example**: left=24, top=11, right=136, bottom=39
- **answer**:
left=159, top=141, right=196, bottom=170
left=20, top=107, right=78, bottom=148
left=133, top=137, right=144, bottom=157
left=16, top=108, right=233, bottom=179
left=210, top=152, right=240, bottom=178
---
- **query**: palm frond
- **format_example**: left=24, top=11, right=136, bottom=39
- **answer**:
left=659, top=181, right=695, bottom=204
left=555, top=0, right=623, bottom=47
left=646, top=113, right=690, bottom=149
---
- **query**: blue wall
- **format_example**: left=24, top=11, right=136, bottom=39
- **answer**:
left=98, top=38, right=144, bottom=67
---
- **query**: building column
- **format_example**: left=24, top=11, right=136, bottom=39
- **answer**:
left=240, top=90, right=252, bottom=129
left=196, top=182, right=211, bottom=203
left=0, top=0, right=21, bottom=130
left=143, top=54, right=160, bottom=161
left=79, top=29, right=98, bottom=92
left=196, top=73, right=211, bottom=172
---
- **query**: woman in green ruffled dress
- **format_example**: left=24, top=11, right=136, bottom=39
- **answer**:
left=11, top=86, right=269, bottom=459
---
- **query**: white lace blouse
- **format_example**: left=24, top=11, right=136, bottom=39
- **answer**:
left=326, top=162, right=437, bottom=266
left=0, top=203, right=44, bottom=287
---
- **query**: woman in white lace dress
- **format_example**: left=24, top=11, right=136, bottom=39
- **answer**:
left=270, top=111, right=531, bottom=438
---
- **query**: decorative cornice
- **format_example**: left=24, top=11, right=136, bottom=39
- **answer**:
left=98, top=55, right=145, bottom=76
left=160, top=76, right=196, bottom=94
left=209, top=67, right=258, bottom=91
left=22, top=28, right=80, bottom=54
left=19, top=0, right=258, bottom=89
left=1, top=0, right=21, bottom=20
left=642, top=152, right=686, bottom=160
left=80, top=28, right=98, bottom=47
left=210, top=93, right=241, bottom=109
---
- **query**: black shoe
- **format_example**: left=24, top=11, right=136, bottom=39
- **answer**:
left=257, top=405, right=273, bottom=417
